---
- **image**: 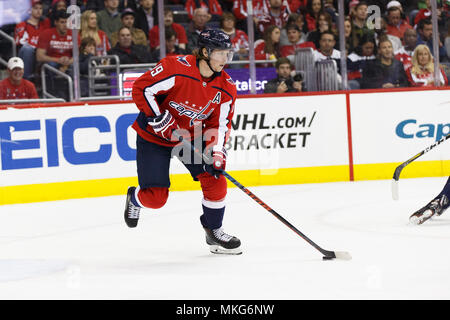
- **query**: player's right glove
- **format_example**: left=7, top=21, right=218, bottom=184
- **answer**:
left=203, top=147, right=227, bottom=179
left=147, top=110, right=180, bottom=141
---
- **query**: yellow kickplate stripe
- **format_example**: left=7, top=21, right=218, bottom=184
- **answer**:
left=0, top=165, right=350, bottom=205
left=354, top=160, right=450, bottom=181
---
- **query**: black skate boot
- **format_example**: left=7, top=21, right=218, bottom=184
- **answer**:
left=204, top=227, right=242, bottom=255
left=124, top=187, right=141, bottom=228
left=410, top=194, right=449, bottom=225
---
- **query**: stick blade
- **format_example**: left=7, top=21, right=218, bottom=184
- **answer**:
left=323, top=251, right=352, bottom=261
left=334, top=251, right=352, bottom=260
left=392, top=179, right=399, bottom=200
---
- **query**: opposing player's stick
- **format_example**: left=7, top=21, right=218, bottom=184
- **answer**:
left=175, top=134, right=351, bottom=261
left=392, top=133, right=450, bottom=200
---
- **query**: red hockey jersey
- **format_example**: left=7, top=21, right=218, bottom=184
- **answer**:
left=132, top=55, right=237, bottom=151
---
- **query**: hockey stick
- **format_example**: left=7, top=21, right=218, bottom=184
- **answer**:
left=175, top=134, right=351, bottom=261
left=392, top=133, right=450, bottom=200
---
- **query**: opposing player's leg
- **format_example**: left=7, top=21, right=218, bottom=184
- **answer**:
left=124, top=136, right=171, bottom=228
left=410, top=177, right=450, bottom=225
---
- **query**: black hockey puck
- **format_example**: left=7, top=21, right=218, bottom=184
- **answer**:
left=322, top=256, right=334, bottom=260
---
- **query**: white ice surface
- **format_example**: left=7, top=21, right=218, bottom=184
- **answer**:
left=0, top=176, right=449, bottom=300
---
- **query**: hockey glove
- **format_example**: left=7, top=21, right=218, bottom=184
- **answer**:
left=147, top=110, right=180, bottom=141
left=203, top=147, right=227, bottom=179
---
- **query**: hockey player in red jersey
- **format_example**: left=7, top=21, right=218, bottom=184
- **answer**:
left=125, top=29, right=241, bottom=255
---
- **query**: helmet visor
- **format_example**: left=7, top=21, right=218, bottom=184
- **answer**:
left=209, top=49, right=234, bottom=64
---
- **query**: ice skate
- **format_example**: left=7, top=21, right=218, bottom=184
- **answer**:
left=124, top=187, right=141, bottom=228
left=409, top=194, right=449, bottom=225
left=204, top=227, right=242, bottom=255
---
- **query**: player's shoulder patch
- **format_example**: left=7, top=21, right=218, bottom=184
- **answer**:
left=176, top=55, right=191, bottom=67
left=226, top=77, right=235, bottom=85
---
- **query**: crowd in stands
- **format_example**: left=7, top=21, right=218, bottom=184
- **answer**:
left=0, top=0, right=449, bottom=101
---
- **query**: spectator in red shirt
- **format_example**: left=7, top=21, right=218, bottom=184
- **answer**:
left=232, top=0, right=270, bottom=33
left=149, top=9, right=188, bottom=51
left=304, top=0, right=323, bottom=32
left=280, top=23, right=315, bottom=58
left=254, top=25, right=281, bottom=66
left=185, top=0, right=223, bottom=21
left=258, top=0, right=290, bottom=35
left=36, top=10, right=73, bottom=72
left=14, top=0, right=51, bottom=80
left=406, top=44, right=448, bottom=86
left=394, top=28, right=417, bottom=71
left=385, top=6, right=412, bottom=43
left=0, top=57, right=39, bottom=100
left=36, top=10, right=73, bottom=100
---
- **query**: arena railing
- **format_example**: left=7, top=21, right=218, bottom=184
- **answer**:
left=41, top=63, right=74, bottom=102
left=0, top=29, right=16, bottom=68
left=0, top=98, right=66, bottom=105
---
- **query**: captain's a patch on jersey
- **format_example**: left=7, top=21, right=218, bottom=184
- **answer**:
left=177, top=56, right=191, bottom=67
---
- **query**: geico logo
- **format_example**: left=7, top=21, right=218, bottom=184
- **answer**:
left=0, top=114, right=137, bottom=171
left=395, top=119, right=450, bottom=142
left=234, top=80, right=268, bottom=91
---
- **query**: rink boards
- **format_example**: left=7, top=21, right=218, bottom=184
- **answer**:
left=0, top=87, right=449, bottom=204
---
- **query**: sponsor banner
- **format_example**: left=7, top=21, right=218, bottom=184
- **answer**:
left=226, top=94, right=349, bottom=171
left=0, top=94, right=349, bottom=188
left=225, top=67, right=277, bottom=94
left=116, top=67, right=277, bottom=96
left=350, top=90, right=450, bottom=179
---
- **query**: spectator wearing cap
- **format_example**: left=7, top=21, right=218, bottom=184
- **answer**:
left=186, top=8, right=210, bottom=54
left=264, top=57, right=303, bottom=93
left=385, top=6, right=412, bottom=43
left=0, top=57, right=39, bottom=100
left=110, top=8, right=148, bottom=47
left=96, top=0, right=123, bottom=41
left=107, top=26, right=153, bottom=64
left=14, top=0, right=51, bottom=80
left=79, top=10, right=111, bottom=56
left=281, top=23, right=315, bottom=58
left=149, top=9, right=188, bottom=51
left=36, top=10, right=73, bottom=72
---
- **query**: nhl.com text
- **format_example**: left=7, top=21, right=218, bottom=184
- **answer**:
left=176, top=304, right=275, bottom=317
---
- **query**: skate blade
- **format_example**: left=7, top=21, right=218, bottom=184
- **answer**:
left=410, top=210, right=434, bottom=225
left=209, top=245, right=242, bottom=255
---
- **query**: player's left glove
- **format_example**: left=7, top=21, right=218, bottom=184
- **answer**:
left=203, top=147, right=227, bottom=179
left=147, top=110, right=180, bottom=141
